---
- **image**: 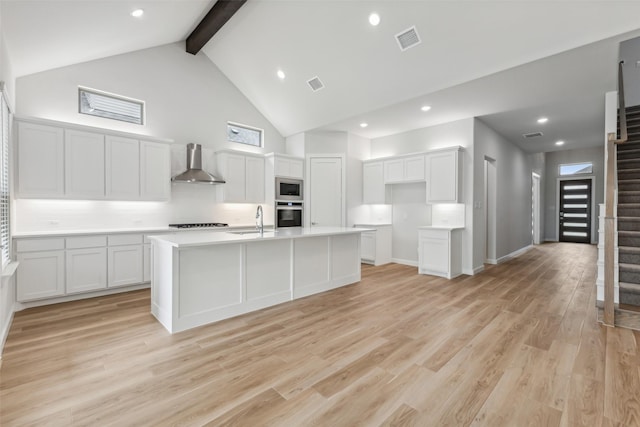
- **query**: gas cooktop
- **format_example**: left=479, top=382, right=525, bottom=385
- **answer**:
left=168, top=222, right=229, bottom=229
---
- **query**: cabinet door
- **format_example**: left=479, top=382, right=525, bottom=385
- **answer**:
left=404, top=156, right=425, bottom=182
left=16, top=251, right=65, bottom=301
left=274, top=157, right=291, bottom=177
left=106, top=136, right=140, bottom=199
left=65, top=130, right=105, bottom=198
left=361, top=231, right=376, bottom=262
left=17, top=122, right=64, bottom=198
left=143, top=244, right=151, bottom=282
left=384, top=159, right=404, bottom=183
left=108, top=245, right=143, bottom=287
left=289, top=159, right=304, bottom=179
left=427, top=150, right=459, bottom=203
left=140, top=141, right=170, bottom=200
left=66, top=248, right=107, bottom=294
left=419, top=235, right=449, bottom=274
left=363, top=162, right=386, bottom=204
left=245, top=156, right=265, bottom=203
left=219, top=152, right=246, bottom=202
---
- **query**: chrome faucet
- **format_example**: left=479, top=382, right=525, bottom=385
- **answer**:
left=256, top=205, right=264, bottom=234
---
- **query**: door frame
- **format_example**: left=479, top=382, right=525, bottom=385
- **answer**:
left=484, top=156, right=497, bottom=264
left=305, top=154, right=346, bottom=228
left=532, top=172, right=541, bottom=245
left=555, top=175, right=596, bottom=244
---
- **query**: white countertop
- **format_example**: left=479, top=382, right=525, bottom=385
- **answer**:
left=12, top=224, right=274, bottom=239
left=149, top=226, right=372, bottom=248
left=418, top=225, right=465, bottom=230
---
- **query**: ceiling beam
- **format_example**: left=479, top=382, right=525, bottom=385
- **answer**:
left=186, top=0, right=247, bottom=55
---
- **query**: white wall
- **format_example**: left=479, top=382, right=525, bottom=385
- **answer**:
left=473, top=119, right=533, bottom=270
left=13, top=42, right=286, bottom=231
left=0, top=3, right=15, bottom=108
left=543, top=146, right=604, bottom=243
left=370, top=118, right=474, bottom=271
left=346, top=133, right=370, bottom=226
left=530, top=152, right=546, bottom=245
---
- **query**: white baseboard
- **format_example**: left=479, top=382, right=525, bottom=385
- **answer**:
left=391, top=258, right=418, bottom=267
left=496, top=245, right=533, bottom=264
left=544, top=238, right=558, bottom=242
left=465, top=265, right=485, bottom=276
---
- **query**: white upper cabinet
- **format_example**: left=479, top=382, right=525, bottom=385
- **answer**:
left=426, top=148, right=462, bottom=203
left=106, top=135, right=140, bottom=199
left=217, top=150, right=265, bottom=203
left=274, top=156, right=304, bottom=179
left=383, top=155, right=425, bottom=183
left=140, top=141, right=171, bottom=200
left=17, top=122, right=65, bottom=198
left=65, top=130, right=105, bottom=199
left=362, top=161, right=387, bottom=204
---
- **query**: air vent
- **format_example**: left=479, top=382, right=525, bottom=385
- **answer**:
left=523, top=132, right=544, bottom=138
left=395, top=26, right=421, bottom=51
left=307, top=76, right=324, bottom=92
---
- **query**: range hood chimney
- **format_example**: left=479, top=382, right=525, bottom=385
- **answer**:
left=171, top=143, right=225, bottom=184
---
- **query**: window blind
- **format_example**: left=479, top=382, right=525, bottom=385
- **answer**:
left=0, top=91, right=10, bottom=267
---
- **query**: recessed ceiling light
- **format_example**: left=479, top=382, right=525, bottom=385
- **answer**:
left=131, top=9, right=144, bottom=18
left=537, top=117, right=548, bottom=124
left=369, top=13, right=380, bottom=26
left=360, top=123, right=368, bottom=128
left=421, top=105, right=431, bottom=112
left=276, top=69, right=286, bottom=80
left=555, top=140, right=565, bottom=146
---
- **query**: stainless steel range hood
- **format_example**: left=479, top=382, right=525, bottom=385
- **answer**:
left=171, top=143, right=225, bottom=184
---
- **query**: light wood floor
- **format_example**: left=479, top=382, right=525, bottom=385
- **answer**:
left=1, top=242, right=639, bottom=426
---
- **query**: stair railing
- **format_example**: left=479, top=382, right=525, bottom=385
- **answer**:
left=604, top=60, right=628, bottom=326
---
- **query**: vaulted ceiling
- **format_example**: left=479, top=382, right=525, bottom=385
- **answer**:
left=3, top=1, right=640, bottom=153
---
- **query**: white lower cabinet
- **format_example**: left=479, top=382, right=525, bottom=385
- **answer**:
left=143, top=244, right=151, bottom=282
left=418, top=227, right=463, bottom=279
left=108, top=245, right=143, bottom=288
left=355, top=224, right=392, bottom=266
left=66, top=248, right=107, bottom=294
left=16, top=250, right=65, bottom=301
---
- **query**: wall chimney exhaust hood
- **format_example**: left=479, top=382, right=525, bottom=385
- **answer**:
left=171, top=143, right=226, bottom=184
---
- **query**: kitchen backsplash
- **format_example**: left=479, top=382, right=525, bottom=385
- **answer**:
left=13, top=184, right=274, bottom=232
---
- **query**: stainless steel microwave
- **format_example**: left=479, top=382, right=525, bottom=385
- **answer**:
left=275, top=177, right=303, bottom=201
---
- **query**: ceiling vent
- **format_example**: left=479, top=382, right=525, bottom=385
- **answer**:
left=523, top=132, right=544, bottom=138
left=395, top=26, right=421, bottom=51
left=307, top=76, right=324, bottom=92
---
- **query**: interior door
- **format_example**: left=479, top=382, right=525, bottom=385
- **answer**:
left=559, top=178, right=592, bottom=243
left=309, top=157, right=342, bottom=227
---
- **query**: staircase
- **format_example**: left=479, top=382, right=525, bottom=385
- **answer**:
left=617, top=104, right=640, bottom=309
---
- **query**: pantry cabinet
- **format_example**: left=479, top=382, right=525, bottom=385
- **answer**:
left=17, top=122, right=65, bottom=198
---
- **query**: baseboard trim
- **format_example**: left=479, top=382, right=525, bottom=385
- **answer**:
left=0, top=309, right=15, bottom=360
left=495, top=245, right=533, bottom=264
left=391, top=258, right=418, bottom=267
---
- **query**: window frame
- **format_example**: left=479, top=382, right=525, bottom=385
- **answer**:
left=558, top=162, right=593, bottom=176
left=227, top=121, right=264, bottom=148
left=78, top=86, right=145, bottom=125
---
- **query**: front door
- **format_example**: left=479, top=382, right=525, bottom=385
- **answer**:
left=559, top=178, right=592, bottom=243
left=309, top=157, right=343, bottom=227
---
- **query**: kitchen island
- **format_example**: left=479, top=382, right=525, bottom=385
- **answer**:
left=149, top=227, right=369, bottom=333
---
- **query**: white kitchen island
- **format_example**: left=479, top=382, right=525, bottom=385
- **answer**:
left=149, top=227, right=369, bottom=333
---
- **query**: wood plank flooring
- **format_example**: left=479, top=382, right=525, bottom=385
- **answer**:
left=1, top=242, right=639, bottom=426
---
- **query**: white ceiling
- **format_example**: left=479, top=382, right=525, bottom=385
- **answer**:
left=3, top=1, right=640, bottom=153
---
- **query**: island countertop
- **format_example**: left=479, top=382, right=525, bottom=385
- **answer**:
left=148, top=226, right=371, bottom=248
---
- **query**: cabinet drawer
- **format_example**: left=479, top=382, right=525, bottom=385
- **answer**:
left=15, top=238, right=65, bottom=253
left=108, top=234, right=143, bottom=246
left=66, top=235, right=107, bottom=249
